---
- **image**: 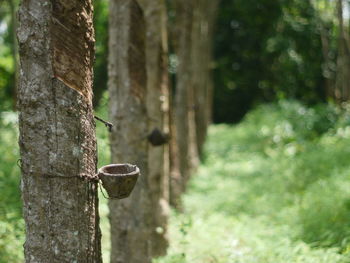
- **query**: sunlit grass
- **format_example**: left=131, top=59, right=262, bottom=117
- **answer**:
left=156, top=101, right=350, bottom=263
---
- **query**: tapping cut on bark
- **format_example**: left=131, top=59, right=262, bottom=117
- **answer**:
left=51, top=1, right=95, bottom=103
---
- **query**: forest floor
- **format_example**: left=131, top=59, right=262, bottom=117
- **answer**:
left=2, top=100, right=350, bottom=262
left=155, top=101, right=350, bottom=263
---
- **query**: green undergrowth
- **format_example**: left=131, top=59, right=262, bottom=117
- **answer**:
left=0, top=111, right=23, bottom=263
left=156, top=100, right=350, bottom=263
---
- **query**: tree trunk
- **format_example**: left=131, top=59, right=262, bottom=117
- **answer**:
left=335, top=0, right=350, bottom=102
left=320, top=24, right=334, bottom=99
left=168, top=81, right=183, bottom=208
left=17, top=0, right=102, bottom=262
left=315, top=0, right=336, bottom=100
left=205, top=0, right=219, bottom=125
left=174, top=0, right=198, bottom=191
left=108, top=1, right=152, bottom=262
left=165, top=0, right=183, bottom=209
left=191, top=0, right=219, bottom=157
left=159, top=0, right=171, bottom=226
left=135, top=0, right=171, bottom=257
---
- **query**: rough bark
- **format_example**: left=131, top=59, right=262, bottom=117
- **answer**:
left=108, top=1, right=151, bottom=262
left=17, top=0, right=102, bottom=262
left=136, top=0, right=170, bottom=257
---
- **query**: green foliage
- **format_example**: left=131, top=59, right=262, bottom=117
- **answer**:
left=0, top=1, right=17, bottom=111
left=213, top=0, right=325, bottom=123
left=93, top=0, right=109, bottom=107
left=157, top=100, right=350, bottom=263
left=0, top=112, right=23, bottom=263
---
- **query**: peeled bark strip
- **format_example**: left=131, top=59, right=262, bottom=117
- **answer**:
left=18, top=0, right=101, bottom=262
left=136, top=0, right=170, bottom=257
left=51, top=0, right=95, bottom=103
left=108, top=1, right=151, bottom=262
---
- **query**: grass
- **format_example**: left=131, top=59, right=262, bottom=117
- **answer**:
left=156, top=100, right=350, bottom=263
left=2, top=100, right=350, bottom=262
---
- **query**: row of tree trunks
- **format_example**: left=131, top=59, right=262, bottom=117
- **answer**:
left=18, top=0, right=218, bottom=261
left=108, top=1, right=153, bottom=263
left=174, top=0, right=197, bottom=195
left=136, top=0, right=171, bottom=257
left=192, top=0, right=219, bottom=156
left=169, top=0, right=219, bottom=207
left=18, top=0, right=102, bottom=262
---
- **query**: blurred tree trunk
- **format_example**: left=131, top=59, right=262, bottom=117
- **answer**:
left=314, top=0, right=336, bottom=100
left=174, top=0, right=199, bottom=192
left=108, top=1, right=152, bottom=262
left=320, top=24, right=334, bottom=99
left=165, top=0, right=183, bottom=209
left=136, top=0, right=170, bottom=257
left=168, top=95, right=183, bottom=208
left=191, top=0, right=219, bottom=156
left=335, top=0, right=350, bottom=102
left=17, top=0, right=102, bottom=262
left=160, top=2, right=172, bottom=217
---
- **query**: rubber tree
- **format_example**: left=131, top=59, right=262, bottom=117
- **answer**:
left=164, top=1, right=183, bottom=209
left=191, top=0, right=219, bottom=156
left=17, top=0, right=102, bottom=262
left=335, top=0, right=350, bottom=101
left=174, top=0, right=199, bottom=194
left=136, top=0, right=170, bottom=257
left=169, top=0, right=219, bottom=205
left=108, top=0, right=152, bottom=262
